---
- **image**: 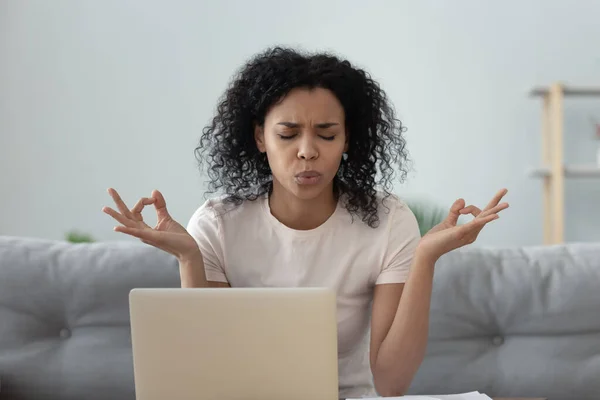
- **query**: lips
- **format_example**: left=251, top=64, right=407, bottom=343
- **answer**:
left=295, top=171, right=322, bottom=185
left=295, top=171, right=322, bottom=178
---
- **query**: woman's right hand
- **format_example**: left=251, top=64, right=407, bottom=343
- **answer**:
left=102, top=188, right=200, bottom=261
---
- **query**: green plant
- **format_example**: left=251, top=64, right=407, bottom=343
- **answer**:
left=65, top=230, right=95, bottom=243
left=402, top=195, right=449, bottom=237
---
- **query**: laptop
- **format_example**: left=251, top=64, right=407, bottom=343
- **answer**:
left=129, top=287, right=339, bottom=400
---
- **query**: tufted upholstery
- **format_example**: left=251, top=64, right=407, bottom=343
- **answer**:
left=408, top=242, right=600, bottom=399
left=0, top=236, right=180, bottom=400
left=1, top=235, right=599, bottom=400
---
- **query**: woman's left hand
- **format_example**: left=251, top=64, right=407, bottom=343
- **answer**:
left=416, top=188, right=509, bottom=263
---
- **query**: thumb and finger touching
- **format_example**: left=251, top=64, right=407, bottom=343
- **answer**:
left=450, top=188, right=510, bottom=241
left=151, top=189, right=172, bottom=222
left=459, top=205, right=482, bottom=217
left=130, top=197, right=156, bottom=223
left=104, top=188, right=168, bottom=231
left=456, top=188, right=509, bottom=221
left=444, top=198, right=466, bottom=226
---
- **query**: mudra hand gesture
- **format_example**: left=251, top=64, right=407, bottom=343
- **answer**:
left=417, top=188, right=509, bottom=262
left=102, top=188, right=199, bottom=261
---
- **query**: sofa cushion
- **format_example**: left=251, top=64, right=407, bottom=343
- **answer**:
left=0, top=236, right=180, bottom=400
left=408, top=242, right=600, bottom=400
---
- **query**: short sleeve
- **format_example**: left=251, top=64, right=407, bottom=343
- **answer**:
left=376, top=198, right=422, bottom=285
left=186, top=200, right=228, bottom=283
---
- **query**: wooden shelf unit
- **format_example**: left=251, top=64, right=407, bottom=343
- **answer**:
left=529, top=83, right=600, bottom=245
left=528, top=165, right=600, bottom=178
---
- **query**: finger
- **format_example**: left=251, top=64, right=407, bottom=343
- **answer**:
left=130, top=197, right=156, bottom=222
left=469, top=213, right=500, bottom=230
left=108, top=188, right=134, bottom=219
left=462, top=212, right=500, bottom=231
left=140, top=238, right=159, bottom=247
left=479, top=202, right=509, bottom=218
left=151, top=189, right=171, bottom=220
left=459, top=205, right=482, bottom=217
left=457, top=213, right=499, bottom=239
left=103, top=206, right=136, bottom=227
left=450, top=198, right=466, bottom=213
left=114, top=225, right=162, bottom=242
left=479, top=213, right=500, bottom=224
left=484, top=188, right=508, bottom=211
left=445, top=198, right=466, bottom=225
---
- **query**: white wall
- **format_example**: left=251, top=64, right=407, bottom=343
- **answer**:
left=1, top=0, right=599, bottom=247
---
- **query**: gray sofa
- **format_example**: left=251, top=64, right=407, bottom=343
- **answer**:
left=1, top=235, right=599, bottom=400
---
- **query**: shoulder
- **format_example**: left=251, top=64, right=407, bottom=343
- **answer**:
left=363, top=191, right=419, bottom=232
left=371, top=191, right=421, bottom=249
left=376, top=191, right=412, bottom=215
left=187, top=196, right=222, bottom=230
left=373, top=192, right=422, bottom=282
left=188, top=195, right=228, bottom=221
left=186, top=194, right=264, bottom=233
left=334, top=190, right=420, bottom=245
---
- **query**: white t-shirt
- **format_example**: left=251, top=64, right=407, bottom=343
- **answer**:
left=186, top=191, right=421, bottom=398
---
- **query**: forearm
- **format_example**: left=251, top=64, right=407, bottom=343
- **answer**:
left=178, top=251, right=210, bottom=288
left=373, top=250, right=436, bottom=396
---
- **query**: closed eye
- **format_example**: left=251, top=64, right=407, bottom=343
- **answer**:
left=320, top=135, right=335, bottom=141
left=278, top=134, right=297, bottom=140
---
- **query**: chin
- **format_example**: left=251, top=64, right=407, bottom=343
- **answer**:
left=293, top=190, right=323, bottom=201
left=289, top=181, right=332, bottom=201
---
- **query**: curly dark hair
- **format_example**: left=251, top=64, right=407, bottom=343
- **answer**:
left=195, top=46, right=410, bottom=228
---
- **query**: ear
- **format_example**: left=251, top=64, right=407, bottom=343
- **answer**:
left=254, top=124, right=266, bottom=153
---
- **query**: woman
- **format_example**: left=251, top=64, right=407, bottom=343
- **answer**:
left=103, top=47, right=508, bottom=398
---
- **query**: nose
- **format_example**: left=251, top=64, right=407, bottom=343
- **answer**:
left=297, top=137, right=319, bottom=160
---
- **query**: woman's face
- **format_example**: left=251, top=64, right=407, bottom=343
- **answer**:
left=255, top=87, right=348, bottom=201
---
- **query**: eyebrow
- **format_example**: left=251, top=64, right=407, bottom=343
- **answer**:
left=277, top=122, right=339, bottom=128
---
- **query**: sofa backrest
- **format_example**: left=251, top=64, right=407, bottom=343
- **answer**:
left=0, top=236, right=180, bottom=400
left=409, top=242, right=600, bottom=400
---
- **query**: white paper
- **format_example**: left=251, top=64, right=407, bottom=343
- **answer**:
left=347, top=397, right=440, bottom=400
left=434, top=392, right=493, bottom=400
left=346, top=391, right=493, bottom=400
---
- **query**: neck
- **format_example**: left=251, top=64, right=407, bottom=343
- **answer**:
left=268, top=181, right=338, bottom=230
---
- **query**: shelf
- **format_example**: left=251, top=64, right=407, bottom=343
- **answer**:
left=529, top=81, right=599, bottom=245
left=529, top=85, right=600, bottom=97
left=528, top=164, right=600, bottom=178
